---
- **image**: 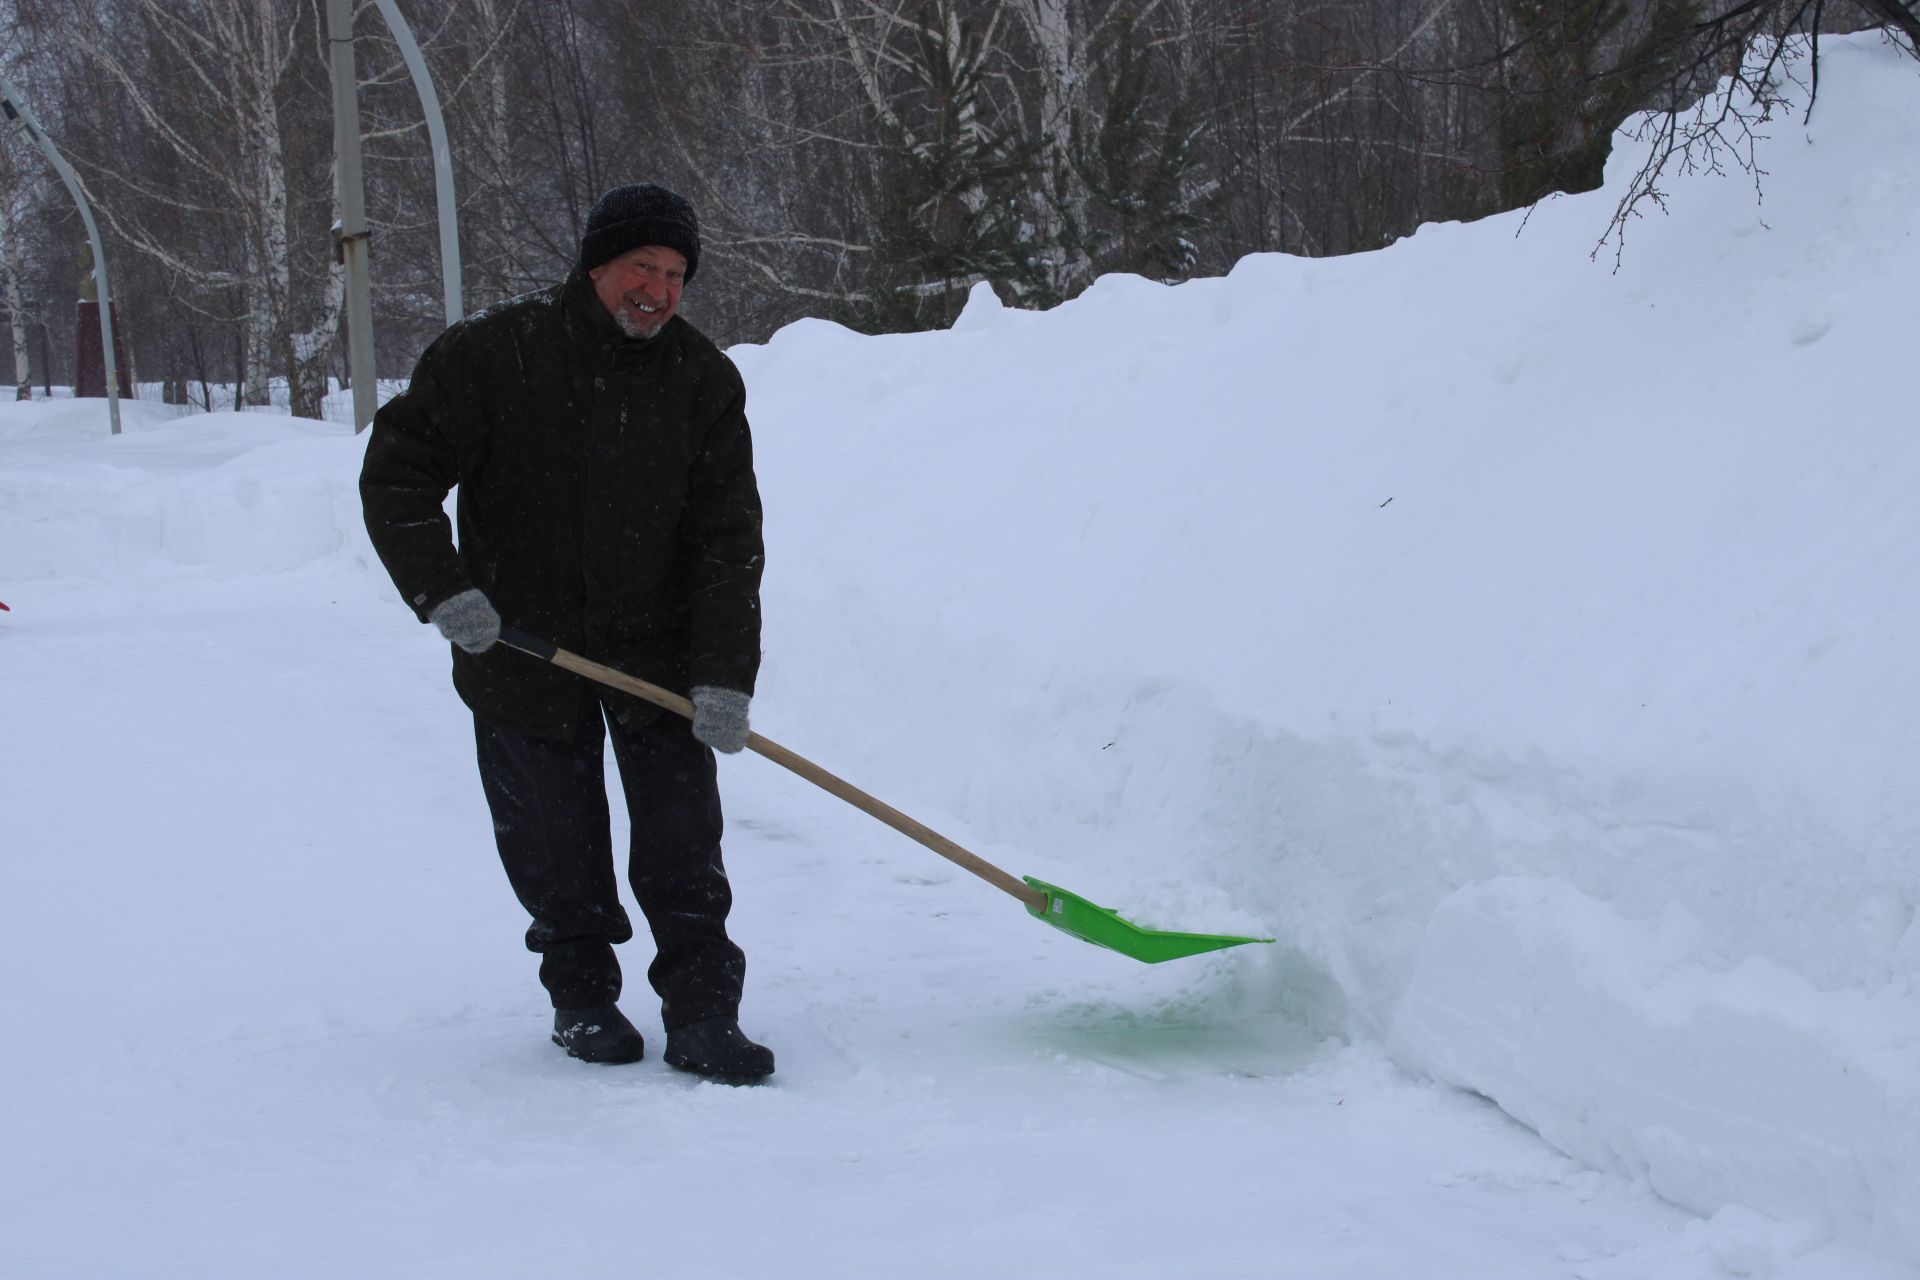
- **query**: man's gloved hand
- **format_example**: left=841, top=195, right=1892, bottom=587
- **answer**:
left=427, top=588, right=501, bottom=654
left=690, top=686, right=751, bottom=754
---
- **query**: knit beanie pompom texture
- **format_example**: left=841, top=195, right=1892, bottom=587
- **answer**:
left=579, top=183, right=702, bottom=283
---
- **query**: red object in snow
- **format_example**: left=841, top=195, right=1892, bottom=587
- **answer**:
left=0, top=601, right=10, bottom=610
left=75, top=301, right=134, bottom=399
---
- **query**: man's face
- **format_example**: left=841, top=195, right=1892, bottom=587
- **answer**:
left=588, top=244, right=687, bottom=339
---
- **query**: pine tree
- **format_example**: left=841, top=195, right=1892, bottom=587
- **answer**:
left=1063, top=12, right=1215, bottom=282
left=864, top=2, right=1044, bottom=332
left=1498, top=0, right=1701, bottom=207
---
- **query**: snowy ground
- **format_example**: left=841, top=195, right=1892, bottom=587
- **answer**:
left=4, top=34, right=1918, bottom=1280
left=7, top=570, right=1896, bottom=1279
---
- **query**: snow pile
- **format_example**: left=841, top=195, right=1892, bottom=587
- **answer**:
left=733, top=36, right=1920, bottom=1265
left=3, top=32, right=1917, bottom=1273
left=0, top=405, right=369, bottom=582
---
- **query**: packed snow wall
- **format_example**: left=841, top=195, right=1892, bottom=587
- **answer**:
left=735, top=35, right=1920, bottom=1265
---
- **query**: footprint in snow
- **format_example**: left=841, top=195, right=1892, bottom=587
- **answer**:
left=1790, top=313, right=1833, bottom=346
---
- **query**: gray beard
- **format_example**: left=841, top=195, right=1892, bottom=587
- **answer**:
left=613, top=305, right=663, bottom=340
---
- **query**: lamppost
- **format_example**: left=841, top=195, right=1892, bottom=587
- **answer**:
left=328, top=0, right=464, bottom=432
left=375, top=0, right=462, bottom=326
left=326, top=0, right=377, bottom=432
left=0, top=72, right=121, bottom=435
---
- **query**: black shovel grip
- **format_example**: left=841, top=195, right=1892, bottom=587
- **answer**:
left=495, top=625, right=557, bottom=662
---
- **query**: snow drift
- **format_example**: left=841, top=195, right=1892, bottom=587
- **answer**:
left=738, top=37, right=1920, bottom=1263
left=3, top=32, right=1917, bottom=1272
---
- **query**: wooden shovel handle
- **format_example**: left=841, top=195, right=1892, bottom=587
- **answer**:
left=496, top=628, right=1048, bottom=913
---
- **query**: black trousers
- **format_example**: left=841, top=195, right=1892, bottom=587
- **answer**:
left=473, top=693, right=746, bottom=1029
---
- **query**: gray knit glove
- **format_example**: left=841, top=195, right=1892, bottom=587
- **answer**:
left=690, top=686, right=751, bottom=754
left=427, top=588, right=500, bottom=654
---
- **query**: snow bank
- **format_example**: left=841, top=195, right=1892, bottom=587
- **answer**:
left=1396, top=876, right=1920, bottom=1263
left=0, top=404, right=381, bottom=586
left=735, top=35, right=1920, bottom=1266
left=4, top=31, right=1916, bottom=1270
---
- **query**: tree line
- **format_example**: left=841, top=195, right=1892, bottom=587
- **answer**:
left=0, top=0, right=1912, bottom=417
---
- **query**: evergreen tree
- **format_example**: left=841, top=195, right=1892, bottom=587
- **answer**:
left=864, top=3, right=1044, bottom=332
left=1498, top=0, right=1701, bottom=206
left=1063, top=12, right=1216, bottom=282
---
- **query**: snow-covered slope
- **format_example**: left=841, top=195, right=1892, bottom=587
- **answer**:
left=3, top=32, right=1916, bottom=1278
left=733, top=34, right=1920, bottom=1263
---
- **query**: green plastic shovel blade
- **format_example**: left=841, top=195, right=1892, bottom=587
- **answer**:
left=1022, top=877, right=1274, bottom=964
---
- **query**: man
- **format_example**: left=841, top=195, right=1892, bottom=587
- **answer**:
left=359, top=182, right=773, bottom=1082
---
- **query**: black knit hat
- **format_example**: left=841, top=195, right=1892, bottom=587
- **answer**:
left=578, top=183, right=702, bottom=283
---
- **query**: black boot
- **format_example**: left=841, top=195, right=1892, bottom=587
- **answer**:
left=552, top=1005, right=646, bottom=1064
left=664, top=1016, right=774, bottom=1083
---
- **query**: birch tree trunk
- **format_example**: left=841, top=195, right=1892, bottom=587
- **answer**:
left=462, top=0, right=536, bottom=302
left=244, top=3, right=292, bottom=408
left=1, top=193, right=31, bottom=400
left=290, top=254, right=344, bottom=421
left=1010, top=0, right=1083, bottom=291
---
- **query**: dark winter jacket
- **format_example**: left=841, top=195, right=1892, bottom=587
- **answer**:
left=359, top=271, right=764, bottom=740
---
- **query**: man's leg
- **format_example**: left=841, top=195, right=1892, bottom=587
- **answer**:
left=473, top=704, right=633, bottom=1010
left=605, top=705, right=746, bottom=1031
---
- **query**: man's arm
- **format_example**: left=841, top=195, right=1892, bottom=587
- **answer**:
left=680, top=369, right=765, bottom=696
left=358, top=343, right=479, bottom=621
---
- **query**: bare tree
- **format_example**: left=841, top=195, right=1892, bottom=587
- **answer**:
left=2, top=0, right=1907, bottom=376
left=1319, top=0, right=1919, bottom=255
left=0, top=149, right=37, bottom=399
left=1595, top=1, right=1918, bottom=256
left=15, top=0, right=346, bottom=416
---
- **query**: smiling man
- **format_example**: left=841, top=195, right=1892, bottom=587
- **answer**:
left=593, top=242, right=683, bottom=339
left=358, top=183, right=773, bottom=1082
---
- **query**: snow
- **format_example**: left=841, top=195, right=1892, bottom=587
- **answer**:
left=3, top=33, right=1917, bottom=1279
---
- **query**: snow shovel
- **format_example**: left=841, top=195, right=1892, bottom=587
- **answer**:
left=495, top=627, right=1272, bottom=964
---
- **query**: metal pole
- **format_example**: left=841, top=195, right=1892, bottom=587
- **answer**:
left=0, top=74, right=120, bottom=436
left=327, top=0, right=378, bottom=433
left=374, top=0, right=461, bottom=326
